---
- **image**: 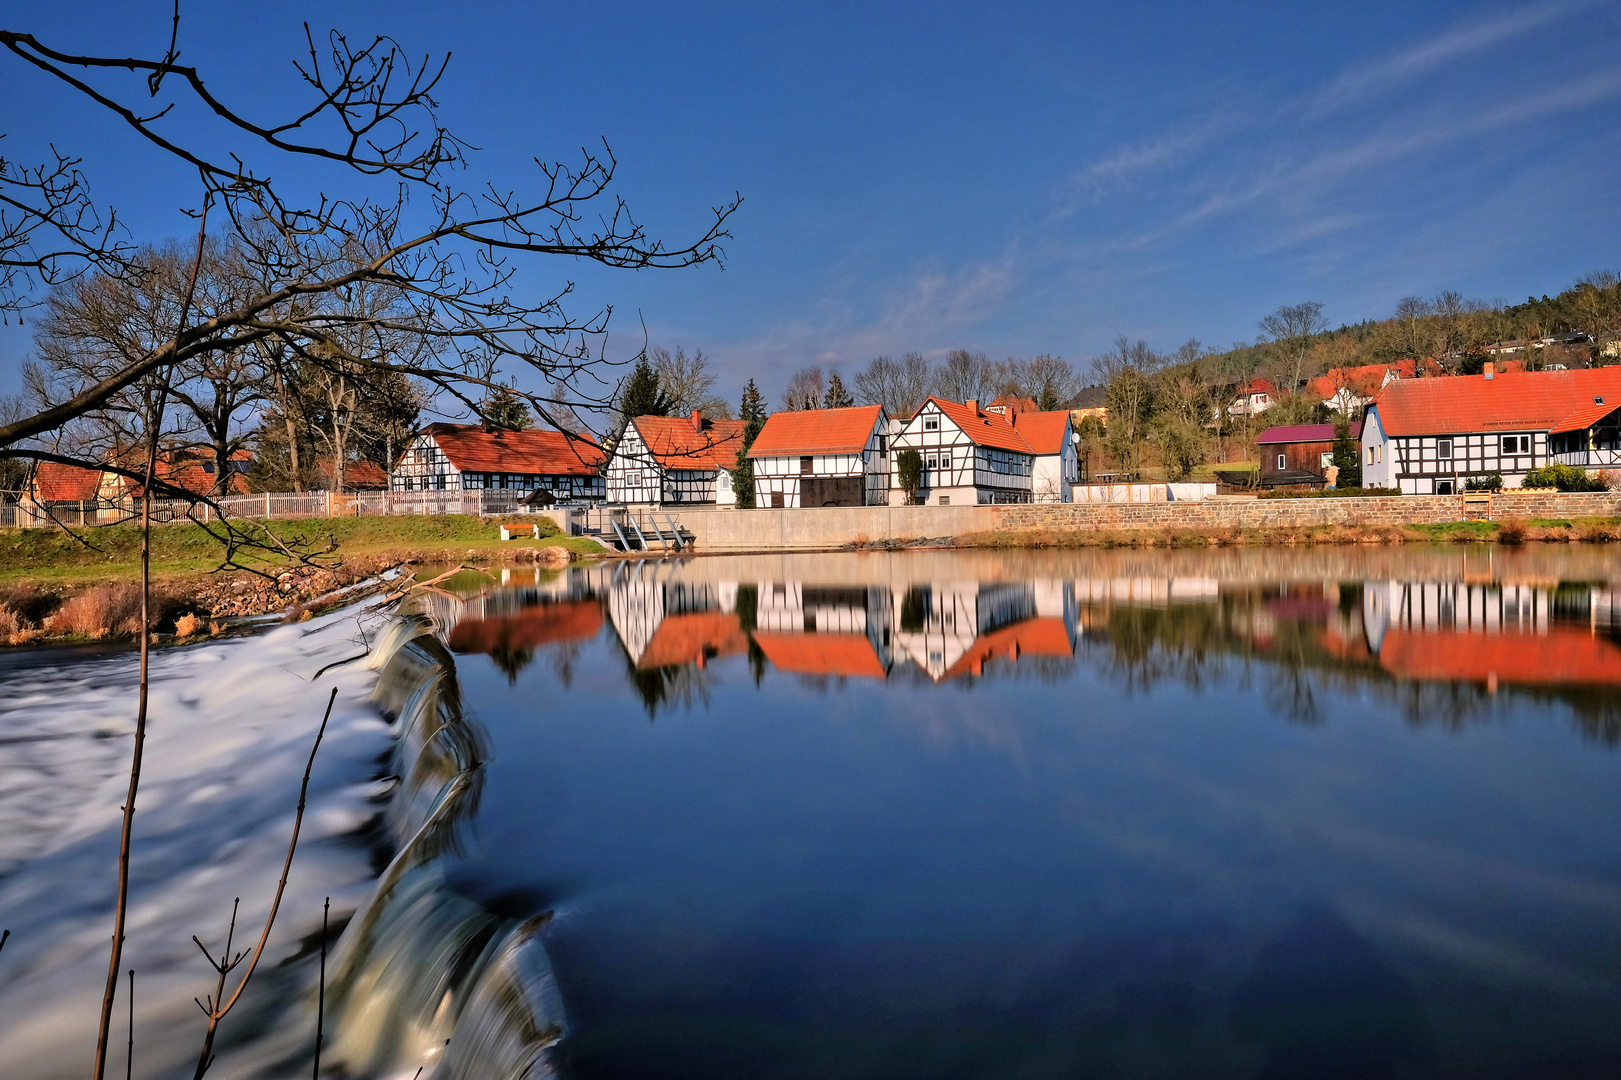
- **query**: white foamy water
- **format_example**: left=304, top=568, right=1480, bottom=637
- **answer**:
left=0, top=606, right=396, bottom=1080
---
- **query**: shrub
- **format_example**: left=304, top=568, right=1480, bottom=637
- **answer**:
left=1496, top=519, right=1526, bottom=545
left=1521, top=463, right=1606, bottom=492
left=45, top=583, right=146, bottom=639
left=1465, top=472, right=1503, bottom=491
left=173, top=612, right=204, bottom=638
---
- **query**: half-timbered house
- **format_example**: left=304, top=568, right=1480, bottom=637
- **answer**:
left=391, top=422, right=606, bottom=500
left=747, top=404, right=891, bottom=508
left=1004, top=405, right=1079, bottom=502
left=605, top=411, right=745, bottom=506
left=889, top=397, right=1035, bottom=505
left=1362, top=364, right=1621, bottom=493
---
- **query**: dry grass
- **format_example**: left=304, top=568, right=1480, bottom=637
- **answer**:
left=173, top=612, right=204, bottom=638
left=44, top=582, right=147, bottom=639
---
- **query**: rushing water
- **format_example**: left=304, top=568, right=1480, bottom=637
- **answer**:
left=5, top=547, right=1621, bottom=1079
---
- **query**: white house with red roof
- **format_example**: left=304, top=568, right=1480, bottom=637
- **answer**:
left=889, top=397, right=1076, bottom=505
left=746, top=404, right=892, bottom=508
left=392, top=422, right=607, bottom=500
left=1362, top=363, right=1621, bottom=493
left=605, top=411, right=746, bottom=506
left=1227, top=378, right=1277, bottom=417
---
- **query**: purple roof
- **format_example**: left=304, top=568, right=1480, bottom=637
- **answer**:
left=1256, top=421, right=1361, bottom=445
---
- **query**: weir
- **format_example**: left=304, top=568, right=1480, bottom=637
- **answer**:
left=316, top=612, right=568, bottom=1079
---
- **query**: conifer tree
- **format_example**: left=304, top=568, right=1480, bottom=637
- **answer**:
left=620, top=356, right=672, bottom=418
left=483, top=386, right=533, bottom=430
left=823, top=371, right=854, bottom=408
left=731, top=379, right=768, bottom=507
left=1331, top=414, right=1362, bottom=488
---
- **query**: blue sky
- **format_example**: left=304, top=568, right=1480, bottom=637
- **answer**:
left=3, top=0, right=1620, bottom=411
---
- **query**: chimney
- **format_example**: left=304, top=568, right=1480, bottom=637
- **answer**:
left=967, top=398, right=979, bottom=414
left=1483, top=361, right=1495, bottom=380
left=691, top=409, right=703, bottom=432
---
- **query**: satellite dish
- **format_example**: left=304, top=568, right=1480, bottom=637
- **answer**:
left=1070, top=431, right=1080, bottom=445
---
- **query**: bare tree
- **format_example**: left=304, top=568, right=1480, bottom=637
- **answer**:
left=1090, top=337, right=1161, bottom=477
left=0, top=19, right=740, bottom=1080
left=935, top=348, right=995, bottom=404
left=852, top=351, right=933, bottom=416
left=1023, top=354, right=1080, bottom=410
left=1257, top=301, right=1327, bottom=395
left=651, top=345, right=730, bottom=417
left=781, top=365, right=824, bottom=411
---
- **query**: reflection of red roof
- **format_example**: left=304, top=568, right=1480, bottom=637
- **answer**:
left=942, top=617, right=1073, bottom=679
left=447, top=600, right=603, bottom=655
left=32, top=461, right=103, bottom=502
left=632, top=415, right=746, bottom=471
left=1373, top=368, right=1621, bottom=436
left=753, top=632, right=886, bottom=678
left=748, top=405, right=884, bottom=458
left=927, top=397, right=1033, bottom=453
left=1380, top=627, right=1621, bottom=686
left=419, top=422, right=605, bottom=476
left=1010, top=410, right=1073, bottom=455
left=637, top=611, right=748, bottom=669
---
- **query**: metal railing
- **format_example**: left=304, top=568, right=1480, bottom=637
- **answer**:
left=0, top=488, right=593, bottom=528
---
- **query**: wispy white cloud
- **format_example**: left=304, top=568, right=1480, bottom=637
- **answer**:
left=1050, top=112, right=1239, bottom=217
left=1300, top=0, right=1597, bottom=119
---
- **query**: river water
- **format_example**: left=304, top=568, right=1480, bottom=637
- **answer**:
left=4, top=547, right=1621, bottom=1078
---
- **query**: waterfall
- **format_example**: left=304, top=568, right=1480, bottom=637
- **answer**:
left=316, top=613, right=568, bottom=1079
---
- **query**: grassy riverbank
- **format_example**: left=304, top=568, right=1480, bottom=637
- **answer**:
left=0, top=514, right=602, bottom=585
left=957, top=516, right=1621, bottom=549
left=0, top=514, right=603, bottom=645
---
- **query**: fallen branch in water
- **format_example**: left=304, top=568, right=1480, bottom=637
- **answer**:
left=189, top=686, right=336, bottom=1079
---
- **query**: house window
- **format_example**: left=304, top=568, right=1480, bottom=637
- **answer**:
left=202, top=462, right=216, bottom=474
left=1502, top=435, right=1529, bottom=455
left=1277, top=454, right=1286, bottom=470
left=800, top=456, right=813, bottom=474
left=1366, top=447, right=1373, bottom=465
left=771, top=492, right=784, bottom=508
left=1438, top=438, right=1452, bottom=459
left=924, top=418, right=939, bottom=431
left=1436, top=479, right=1454, bottom=495
left=939, top=454, right=950, bottom=472
left=876, top=434, right=887, bottom=454
left=433, top=474, right=446, bottom=490
left=1320, top=451, right=1333, bottom=469
left=1376, top=445, right=1382, bottom=464
left=939, top=495, right=950, bottom=505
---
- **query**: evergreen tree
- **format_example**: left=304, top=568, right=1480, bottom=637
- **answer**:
left=823, top=371, right=854, bottom=408
left=620, top=356, right=672, bottom=418
left=731, top=379, right=768, bottom=507
left=1331, top=414, right=1362, bottom=488
left=483, top=386, right=532, bottom=430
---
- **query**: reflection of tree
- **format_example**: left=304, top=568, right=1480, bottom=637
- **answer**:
left=734, top=583, right=769, bottom=686
left=489, top=644, right=536, bottom=684
left=625, top=661, right=714, bottom=719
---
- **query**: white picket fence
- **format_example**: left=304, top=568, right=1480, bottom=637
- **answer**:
left=0, top=488, right=542, bottom=528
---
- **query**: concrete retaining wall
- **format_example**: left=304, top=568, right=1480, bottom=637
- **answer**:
left=683, top=492, right=1621, bottom=551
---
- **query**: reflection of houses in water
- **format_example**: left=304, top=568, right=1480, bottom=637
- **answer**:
left=752, top=583, right=893, bottom=679
left=1363, top=580, right=1621, bottom=687
left=607, top=565, right=747, bottom=670
left=890, top=580, right=1077, bottom=681
left=1073, top=577, right=1220, bottom=608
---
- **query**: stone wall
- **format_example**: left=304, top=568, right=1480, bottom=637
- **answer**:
left=682, top=492, right=1621, bottom=551
left=992, top=492, right=1621, bottom=533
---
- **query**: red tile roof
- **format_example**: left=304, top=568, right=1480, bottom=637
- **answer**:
left=1308, top=360, right=1416, bottom=401
left=927, top=397, right=1034, bottom=454
left=1372, top=368, right=1621, bottom=437
left=1257, top=422, right=1362, bottom=444
left=987, top=395, right=1038, bottom=414
left=637, top=611, right=749, bottom=670
left=447, top=600, right=604, bottom=655
left=420, top=422, right=605, bottom=476
left=753, top=631, right=887, bottom=678
left=1243, top=378, right=1277, bottom=395
left=1379, top=627, right=1621, bottom=686
left=1009, top=410, right=1073, bottom=455
left=632, top=414, right=746, bottom=472
left=941, top=617, right=1073, bottom=679
left=747, top=405, right=885, bottom=458
left=31, top=461, right=104, bottom=502
left=1550, top=400, right=1620, bottom=434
